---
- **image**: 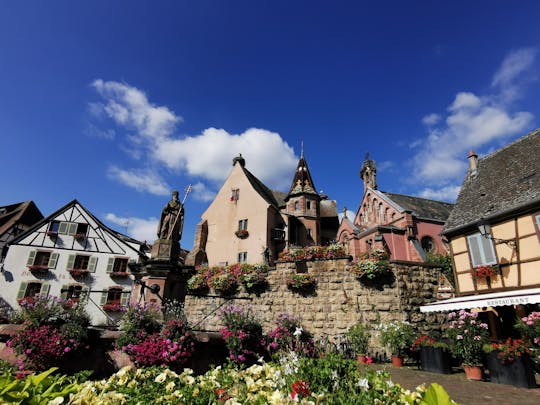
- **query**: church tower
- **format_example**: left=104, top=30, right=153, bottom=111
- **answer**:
left=284, top=148, right=321, bottom=246
left=360, top=153, right=377, bottom=191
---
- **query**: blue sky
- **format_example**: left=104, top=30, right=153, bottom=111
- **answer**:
left=2, top=1, right=539, bottom=249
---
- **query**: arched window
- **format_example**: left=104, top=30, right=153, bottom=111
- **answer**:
left=294, top=201, right=299, bottom=211
left=383, top=207, right=389, bottom=223
left=421, top=236, right=436, bottom=254
left=378, top=203, right=384, bottom=223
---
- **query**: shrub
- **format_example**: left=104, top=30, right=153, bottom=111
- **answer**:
left=267, top=314, right=316, bottom=358
left=445, top=310, right=489, bottom=366
left=484, top=338, right=531, bottom=364
left=377, top=320, right=414, bottom=356
left=219, top=304, right=265, bottom=364
left=347, top=322, right=370, bottom=355
left=515, top=311, right=540, bottom=347
left=116, top=303, right=162, bottom=350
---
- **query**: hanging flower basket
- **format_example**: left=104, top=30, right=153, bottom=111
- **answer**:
left=68, top=269, right=91, bottom=278
left=286, top=273, right=317, bottom=292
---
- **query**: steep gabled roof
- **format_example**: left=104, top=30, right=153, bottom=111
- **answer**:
left=382, top=192, right=454, bottom=222
left=241, top=167, right=281, bottom=208
left=443, top=128, right=540, bottom=235
left=0, top=201, right=43, bottom=238
left=10, top=199, right=144, bottom=254
left=286, top=156, right=318, bottom=199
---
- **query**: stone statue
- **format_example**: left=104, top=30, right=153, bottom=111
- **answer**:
left=157, top=191, right=184, bottom=242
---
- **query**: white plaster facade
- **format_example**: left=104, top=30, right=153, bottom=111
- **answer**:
left=0, top=200, right=146, bottom=326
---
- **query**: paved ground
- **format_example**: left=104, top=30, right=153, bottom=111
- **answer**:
left=373, top=364, right=540, bottom=405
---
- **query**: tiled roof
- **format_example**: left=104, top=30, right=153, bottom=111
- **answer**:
left=0, top=201, right=43, bottom=238
left=382, top=192, right=454, bottom=222
left=443, top=129, right=540, bottom=234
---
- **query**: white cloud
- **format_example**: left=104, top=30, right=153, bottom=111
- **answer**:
left=107, top=166, right=170, bottom=196
left=91, top=80, right=298, bottom=195
left=421, top=113, right=441, bottom=126
left=105, top=213, right=158, bottom=243
left=338, top=209, right=356, bottom=222
left=154, top=127, right=297, bottom=191
left=411, top=47, right=536, bottom=198
left=419, top=186, right=461, bottom=202
left=191, top=182, right=216, bottom=202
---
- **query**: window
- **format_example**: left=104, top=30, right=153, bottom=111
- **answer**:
left=307, top=201, right=311, bottom=210
left=536, top=214, right=540, bottom=230
left=66, top=254, right=97, bottom=272
left=16, top=282, right=50, bottom=302
left=294, top=201, right=299, bottom=211
left=26, top=250, right=58, bottom=270
left=100, top=287, right=129, bottom=307
left=106, top=257, right=129, bottom=274
left=271, top=228, right=285, bottom=241
left=238, top=252, right=248, bottom=263
left=467, top=232, right=497, bottom=267
left=230, top=189, right=240, bottom=202
left=421, top=236, right=436, bottom=254
left=48, top=221, right=88, bottom=237
left=61, top=284, right=88, bottom=302
left=238, top=219, right=248, bottom=230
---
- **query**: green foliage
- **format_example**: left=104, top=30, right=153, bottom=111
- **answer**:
left=347, top=322, right=370, bottom=354
left=116, top=303, right=162, bottom=349
left=0, top=367, right=82, bottom=405
left=348, top=249, right=391, bottom=280
left=378, top=320, right=415, bottom=356
left=426, top=253, right=455, bottom=287
left=419, top=383, right=454, bottom=405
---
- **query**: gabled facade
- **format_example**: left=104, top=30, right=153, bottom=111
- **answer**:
left=187, top=154, right=338, bottom=267
left=337, top=155, right=453, bottom=262
left=0, top=200, right=147, bottom=325
left=0, top=201, right=43, bottom=263
left=420, top=129, right=540, bottom=337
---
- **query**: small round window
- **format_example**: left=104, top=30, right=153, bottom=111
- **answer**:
left=421, top=236, right=436, bottom=253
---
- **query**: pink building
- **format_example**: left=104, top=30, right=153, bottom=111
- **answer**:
left=337, top=155, right=454, bottom=262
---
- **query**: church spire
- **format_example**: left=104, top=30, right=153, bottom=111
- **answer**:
left=286, top=149, right=318, bottom=198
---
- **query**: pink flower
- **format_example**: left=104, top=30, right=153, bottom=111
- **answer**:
left=64, top=347, right=71, bottom=353
left=365, top=355, right=373, bottom=364
left=457, top=335, right=463, bottom=340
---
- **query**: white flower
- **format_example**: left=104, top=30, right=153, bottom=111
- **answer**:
left=48, top=397, right=64, bottom=405
left=293, top=327, right=303, bottom=337
left=154, top=372, right=167, bottom=383
left=387, top=380, right=395, bottom=388
left=166, top=381, right=175, bottom=392
left=331, top=370, right=338, bottom=380
left=356, top=378, right=369, bottom=390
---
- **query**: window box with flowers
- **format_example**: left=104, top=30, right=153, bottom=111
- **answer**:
left=27, top=265, right=50, bottom=274
left=73, top=233, right=86, bottom=241
left=471, top=264, right=499, bottom=278
left=110, top=271, right=130, bottom=278
left=286, top=273, right=317, bottom=293
left=68, top=269, right=91, bottom=278
left=484, top=338, right=536, bottom=388
left=412, top=335, right=452, bottom=374
left=209, top=271, right=239, bottom=296
left=102, top=303, right=127, bottom=313
left=235, top=229, right=249, bottom=239
left=46, top=231, right=58, bottom=238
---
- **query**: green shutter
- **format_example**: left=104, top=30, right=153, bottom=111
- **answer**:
left=121, top=290, right=130, bottom=306
left=48, top=253, right=59, bottom=269
left=26, top=251, right=36, bottom=266
left=106, top=257, right=114, bottom=273
left=100, top=291, right=108, bottom=305
left=81, top=286, right=90, bottom=302
left=40, top=283, right=50, bottom=297
left=60, top=284, right=68, bottom=299
left=16, top=282, right=28, bottom=300
left=66, top=255, right=76, bottom=270
left=67, top=223, right=78, bottom=235
left=88, top=256, right=98, bottom=273
left=58, top=222, right=69, bottom=235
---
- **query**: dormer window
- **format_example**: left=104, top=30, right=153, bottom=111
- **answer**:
left=48, top=221, right=88, bottom=238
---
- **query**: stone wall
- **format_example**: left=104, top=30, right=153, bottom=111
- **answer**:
left=184, top=259, right=447, bottom=355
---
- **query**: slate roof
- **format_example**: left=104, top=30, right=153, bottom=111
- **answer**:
left=443, top=129, right=540, bottom=235
left=0, top=201, right=43, bottom=238
left=242, top=167, right=281, bottom=208
left=382, top=192, right=454, bottom=222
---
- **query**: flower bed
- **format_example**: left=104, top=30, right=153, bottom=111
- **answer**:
left=347, top=249, right=391, bottom=280
left=286, top=273, right=317, bottom=291
left=278, top=243, right=348, bottom=262
left=186, top=263, right=269, bottom=295
left=484, top=340, right=536, bottom=388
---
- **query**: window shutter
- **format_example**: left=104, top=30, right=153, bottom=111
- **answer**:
left=535, top=214, right=540, bottom=230
left=467, top=234, right=482, bottom=267
left=17, top=282, right=28, bottom=300
left=26, top=251, right=36, bottom=266
left=120, top=290, right=130, bottom=306
left=66, top=255, right=76, bottom=270
left=88, top=256, right=98, bottom=272
left=480, top=236, right=497, bottom=264
left=48, top=253, right=59, bottom=269
left=60, top=284, right=68, bottom=299
left=106, top=257, right=114, bottom=273
left=100, top=291, right=108, bottom=305
left=40, top=283, right=50, bottom=297
left=81, top=286, right=90, bottom=301
left=67, top=223, right=78, bottom=235
left=58, top=222, right=69, bottom=234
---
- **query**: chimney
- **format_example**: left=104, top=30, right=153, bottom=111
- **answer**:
left=468, top=150, right=478, bottom=175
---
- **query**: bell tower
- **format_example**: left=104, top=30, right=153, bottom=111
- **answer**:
left=360, top=153, right=377, bottom=191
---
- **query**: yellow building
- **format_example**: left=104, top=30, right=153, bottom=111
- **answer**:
left=421, top=129, right=540, bottom=337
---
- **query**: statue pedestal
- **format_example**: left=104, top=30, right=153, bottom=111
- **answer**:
left=151, top=239, right=181, bottom=262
